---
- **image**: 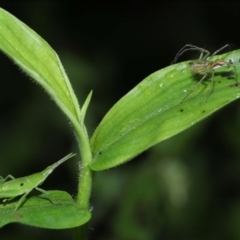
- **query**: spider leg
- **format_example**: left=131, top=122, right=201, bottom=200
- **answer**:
left=212, top=44, right=229, bottom=57
left=172, top=44, right=210, bottom=64
left=181, top=73, right=208, bottom=103
left=230, top=61, right=239, bottom=85
left=206, top=70, right=215, bottom=102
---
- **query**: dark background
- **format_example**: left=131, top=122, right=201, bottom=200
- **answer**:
left=1, top=2, right=240, bottom=240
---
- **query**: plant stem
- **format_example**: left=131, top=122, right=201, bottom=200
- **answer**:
left=76, top=125, right=93, bottom=208
left=72, top=123, right=92, bottom=239
left=72, top=223, right=89, bottom=240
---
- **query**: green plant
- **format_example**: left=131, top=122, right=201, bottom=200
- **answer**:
left=0, top=7, right=239, bottom=239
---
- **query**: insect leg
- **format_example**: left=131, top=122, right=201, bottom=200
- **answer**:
left=14, top=191, right=31, bottom=211
left=35, top=187, right=47, bottom=194
left=13, top=187, right=52, bottom=211
left=35, top=187, right=56, bottom=204
left=3, top=196, right=18, bottom=203
left=1, top=175, right=15, bottom=182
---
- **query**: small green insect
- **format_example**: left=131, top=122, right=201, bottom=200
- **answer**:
left=0, top=153, right=75, bottom=211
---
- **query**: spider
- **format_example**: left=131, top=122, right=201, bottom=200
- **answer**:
left=172, top=44, right=238, bottom=102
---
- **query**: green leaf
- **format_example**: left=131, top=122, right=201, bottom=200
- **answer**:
left=0, top=190, right=91, bottom=229
left=90, top=49, right=240, bottom=171
left=0, top=8, right=80, bottom=126
left=79, top=91, right=93, bottom=126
